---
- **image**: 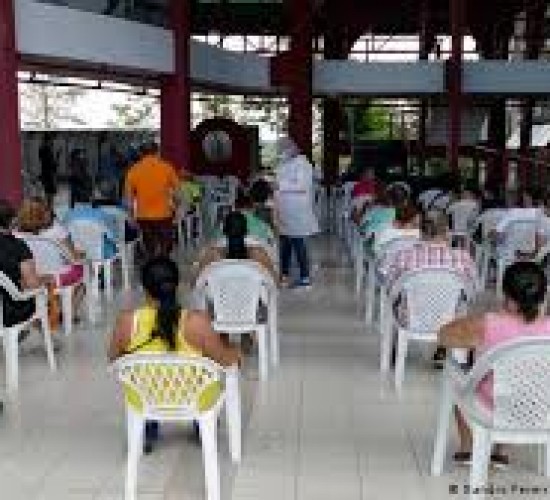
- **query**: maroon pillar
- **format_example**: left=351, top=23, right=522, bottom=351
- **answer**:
left=0, top=0, right=22, bottom=204
left=419, top=0, right=434, bottom=175
left=161, top=0, right=191, bottom=172
left=447, top=0, right=464, bottom=173
left=288, top=0, right=313, bottom=158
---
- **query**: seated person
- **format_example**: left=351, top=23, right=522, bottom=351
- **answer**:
left=196, top=211, right=278, bottom=283
left=211, top=191, right=274, bottom=245
left=64, top=198, right=118, bottom=259
left=379, top=209, right=475, bottom=291
left=15, top=198, right=84, bottom=288
left=358, top=192, right=396, bottom=239
left=250, top=178, right=277, bottom=231
left=373, top=200, right=421, bottom=254
left=0, top=199, right=50, bottom=328
left=438, top=262, right=550, bottom=468
left=109, top=257, right=241, bottom=453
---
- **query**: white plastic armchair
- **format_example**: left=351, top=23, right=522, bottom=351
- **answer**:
left=98, top=206, right=137, bottom=290
left=495, top=218, right=540, bottom=300
left=114, top=355, right=241, bottom=500
left=447, top=200, right=479, bottom=248
left=67, top=219, right=122, bottom=306
left=379, top=268, right=474, bottom=394
left=212, top=235, right=279, bottom=273
left=21, top=236, right=86, bottom=336
left=195, top=260, right=279, bottom=380
left=431, top=337, right=550, bottom=500
left=0, top=272, right=56, bottom=395
left=365, top=234, right=420, bottom=326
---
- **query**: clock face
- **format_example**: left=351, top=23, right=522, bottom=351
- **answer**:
left=202, top=130, right=233, bottom=163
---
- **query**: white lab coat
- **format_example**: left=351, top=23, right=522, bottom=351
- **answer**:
left=275, top=154, right=320, bottom=237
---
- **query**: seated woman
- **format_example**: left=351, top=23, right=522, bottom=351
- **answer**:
left=109, top=257, right=241, bottom=453
left=438, top=261, right=550, bottom=468
left=196, top=211, right=278, bottom=283
left=15, top=198, right=85, bottom=288
left=373, top=200, right=420, bottom=253
left=0, top=199, right=51, bottom=328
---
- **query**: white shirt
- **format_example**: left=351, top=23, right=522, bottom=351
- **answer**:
left=275, top=155, right=319, bottom=237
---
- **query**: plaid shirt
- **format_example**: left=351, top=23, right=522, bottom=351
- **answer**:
left=379, top=242, right=476, bottom=290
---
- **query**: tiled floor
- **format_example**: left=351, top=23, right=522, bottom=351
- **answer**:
left=1, top=235, right=550, bottom=499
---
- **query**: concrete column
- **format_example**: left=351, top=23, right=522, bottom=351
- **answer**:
left=447, top=0, right=464, bottom=173
left=161, top=0, right=191, bottom=171
left=0, top=0, right=22, bottom=204
left=288, top=0, right=313, bottom=157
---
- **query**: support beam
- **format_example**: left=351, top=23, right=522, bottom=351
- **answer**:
left=288, top=0, right=313, bottom=158
left=161, top=0, right=191, bottom=172
left=447, top=0, right=464, bottom=173
left=0, top=0, right=23, bottom=204
left=322, top=28, right=348, bottom=185
left=419, top=0, right=434, bottom=175
left=520, top=0, right=546, bottom=187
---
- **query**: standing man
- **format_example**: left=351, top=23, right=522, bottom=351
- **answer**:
left=275, top=137, right=319, bottom=289
left=39, top=133, right=58, bottom=207
left=125, top=142, right=180, bottom=258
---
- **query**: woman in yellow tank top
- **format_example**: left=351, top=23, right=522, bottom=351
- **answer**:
left=109, top=257, right=241, bottom=452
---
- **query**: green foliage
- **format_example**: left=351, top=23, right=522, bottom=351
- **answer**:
left=108, top=95, right=156, bottom=128
left=351, top=105, right=392, bottom=140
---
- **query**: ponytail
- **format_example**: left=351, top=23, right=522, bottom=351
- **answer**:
left=226, top=235, right=248, bottom=260
left=152, top=284, right=180, bottom=351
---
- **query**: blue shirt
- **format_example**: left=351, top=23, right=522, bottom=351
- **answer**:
left=64, top=205, right=118, bottom=259
left=360, top=207, right=396, bottom=237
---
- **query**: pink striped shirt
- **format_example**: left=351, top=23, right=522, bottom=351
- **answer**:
left=381, top=242, right=476, bottom=289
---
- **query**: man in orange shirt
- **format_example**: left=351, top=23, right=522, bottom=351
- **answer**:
left=125, top=142, right=180, bottom=258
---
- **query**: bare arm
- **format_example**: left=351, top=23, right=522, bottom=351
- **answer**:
left=108, top=311, right=134, bottom=362
left=249, top=247, right=279, bottom=284
left=438, top=314, right=485, bottom=350
left=20, top=259, right=50, bottom=290
left=184, top=310, right=242, bottom=367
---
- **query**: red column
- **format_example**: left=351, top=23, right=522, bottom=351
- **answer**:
left=161, top=0, right=191, bottom=172
left=0, top=0, right=23, bottom=204
left=288, top=0, right=313, bottom=158
left=447, top=0, right=464, bottom=173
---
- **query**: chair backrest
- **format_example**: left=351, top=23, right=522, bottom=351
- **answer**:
left=390, top=268, right=473, bottom=333
left=67, top=219, right=107, bottom=261
left=195, top=260, right=272, bottom=325
left=465, top=337, right=550, bottom=430
left=99, top=206, right=127, bottom=242
left=20, top=236, right=70, bottom=276
left=448, top=200, right=479, bottom=234
left=115, top=354, right=225, bottom=418
left=375, top=234, right=420, bottom=264
left=212, top=236, right=278, bottom=269
left=500, top=218, right=540, bottom=258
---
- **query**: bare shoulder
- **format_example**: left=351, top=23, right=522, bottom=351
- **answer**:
left=185, top=309, right=211, bottom=330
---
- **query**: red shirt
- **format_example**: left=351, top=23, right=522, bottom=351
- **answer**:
left=352, top=179, right=377, bottom=199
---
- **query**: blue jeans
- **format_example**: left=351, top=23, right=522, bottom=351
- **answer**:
left=280, top=236, right=310, bottom=280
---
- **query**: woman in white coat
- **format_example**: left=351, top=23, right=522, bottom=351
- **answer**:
left=275, top=137, right=319, bottom=288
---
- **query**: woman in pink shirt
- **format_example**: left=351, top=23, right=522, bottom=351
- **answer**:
left=438, top=261, right=550, bottom=468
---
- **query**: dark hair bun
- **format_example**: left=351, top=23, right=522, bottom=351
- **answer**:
left=502, top=262, right=547, bottom=322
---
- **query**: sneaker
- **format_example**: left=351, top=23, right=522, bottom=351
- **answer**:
left=432, top=348, right=447, bottom=370
left=490, top=453, right=509, bottom=471
left=293, top=278, right=312, bottom=290
left=453, top=451, right=472, bottom=467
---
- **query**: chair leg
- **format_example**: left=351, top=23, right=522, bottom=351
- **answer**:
left=125, top=409, right=144, bottom=500
left=366, top=265, right=375, bottom=325
left=380, top=299, right=393, bottom=375
left=37, top=294, right=57, bottom=372
left=469, top=426, right=491, bottom=500
left=257, top=325, right=269, bottom=381
left=268, top=295, right=279, bottom=367
left=104, top=262, right=113, bottom=300
left=3, top=330, right=19, bottom=395
left=394, top=328, right=409, bottom=395
left=355, top=251, right=363, bottom=298
left=122, top=248, right=130, bottom=291
left=225, top=367, right=242, bottom=463
left=61, top=288, right=73, bottom=337
left=431, top=373, right=455, bottom=476
left=88, top=263, right=100, bottom=322
left=199, top=415, right=221, bottom=500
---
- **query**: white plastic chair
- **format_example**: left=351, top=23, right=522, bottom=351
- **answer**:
left=447, top=200, right=479, bottom=248
left=67, top=219, right=122, bottom=309
left=365, top=234, right=420, bottom=326
left=195, top=260, right=278, bottom=379
left=21, top=236, right=86, bottom=336
left=115, top=355, right=241, bottom=500
left=431, top=337, right=550, bottom=500
left=0, top=272, right=56, bottom=395
left=380, top=268, right=474, bottom=394
left=495, top=218, right=540, bottom=300
left=99, top=206, right=137, bottom=290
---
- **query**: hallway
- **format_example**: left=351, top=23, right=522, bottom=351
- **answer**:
left=1, top=236, right=549, bottom=499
